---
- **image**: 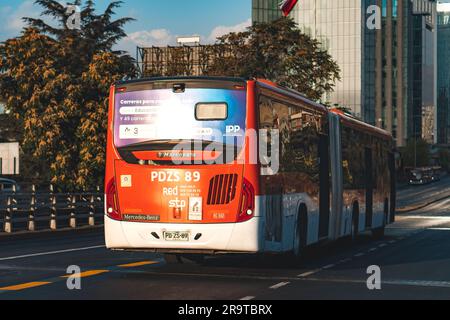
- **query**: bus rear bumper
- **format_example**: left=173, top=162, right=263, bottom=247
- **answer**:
left=104, top=216, right=261, bottom=253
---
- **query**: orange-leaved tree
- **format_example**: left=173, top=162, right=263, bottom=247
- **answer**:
left=0, top=0, right=136, bottom=190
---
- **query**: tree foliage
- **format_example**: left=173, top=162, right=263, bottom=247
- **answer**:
left=0, top=0, right=136, bottom=190
left=207, top=18, right=341, bottom=101
left=438, top=149, right=450, bottom=172
left=400, top=139, right=431, bottom=168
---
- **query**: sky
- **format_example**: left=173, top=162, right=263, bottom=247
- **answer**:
left=0, top=0, right=252, bottom=54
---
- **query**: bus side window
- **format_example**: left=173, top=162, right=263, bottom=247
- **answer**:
left=259, top=96, right=275, bottom=168
left=258, top=96, right=291, bottom=173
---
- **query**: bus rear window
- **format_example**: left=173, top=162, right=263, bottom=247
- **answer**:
left=114, top=88, right=246, bottom=149
left=195, top=103, right=228, bottom=121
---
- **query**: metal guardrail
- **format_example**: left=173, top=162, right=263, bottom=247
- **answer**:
left=0, top=185, right=104, bottom=234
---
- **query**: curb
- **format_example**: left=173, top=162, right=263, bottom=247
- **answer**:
left=0, top=225, right=104, bottom=241
left=397, top=194, right=450, bottom=214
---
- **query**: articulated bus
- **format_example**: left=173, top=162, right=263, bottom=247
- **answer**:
left=105, top=77, right=396, bottom=261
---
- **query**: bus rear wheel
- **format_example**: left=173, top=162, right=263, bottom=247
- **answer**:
left=293, top=205, right=308, bottom=260
left=372, top=200, right=388, bottom=240
left=164, top=253, right=205, bottom=265
left=372, top=227, right=385, bottom=239
left=350, top=203, right=359, bottom=242
left=164, top=254, right=182, bottom=264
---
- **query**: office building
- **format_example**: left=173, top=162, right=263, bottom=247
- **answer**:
left=252, top=0, right=438, bottom=147
left=437, top=1, right=450, bottom=144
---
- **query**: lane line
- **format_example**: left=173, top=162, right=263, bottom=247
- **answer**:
left=0, top=259, right=157, bottom=295
left=368, top=248, right=378, bottom=252
left=61, top=270, right=109, bottom=279
left=378, top=243, right=387, bottom=248
left=339, top=258, right=352, bottom=264
left=429, top=228, right=450, bottom=231
left=322, top=264, right=336, bottom=270
left=0, top=245, right=105, bottom=262
left=270, top=282, right=290, bottom=290
left=300, top=277, right=450, bottom=289
left=298, top=269, right=322, bottom=278
left=240, top=296, right=255, bottom=301
left=0, top=282, right=52, bottom=291
left=401, top=216, right=450, bottom=220
left=354, top=253, right=365, bottom=257
left=118, top=261, right=160, bottom=268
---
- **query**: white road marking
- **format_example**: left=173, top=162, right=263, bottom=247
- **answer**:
left=429, top=228, right=450, bottom=231
left=0, top=245, right=105, bottom=262
left=298, top=269, right=322, bottom=278
left=322, top=264, right=336, bottom=270
left=389, top=240, right=397, bottom=244
left=240, top=296, right=255, bottom=301
left=383, top=280, right=450, bottom=288
left=401, top=216, right=450, bottom=220
left=300, top=277, right=450, bottom=289
left=368, top=248, right=378, bottom=252
left=378, top=243, right=388, bottom=248
left=339, top=258, right=352, bottom=264
left=270, top=282, right=290, bottom=290
left=354, top=253, right=365, bottom=257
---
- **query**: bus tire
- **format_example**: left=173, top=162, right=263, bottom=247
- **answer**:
left=372, top=200, right=388, bottom=240
left=179, top=254, right=206, bottom=265
left=350, top=202, right=359, bottom=241
left=164, top=254, right=182, bottom=264
left=293, top=204, right=308, bottom=259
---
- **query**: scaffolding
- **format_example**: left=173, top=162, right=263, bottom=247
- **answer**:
left=136, top=44, right=233, bottom=78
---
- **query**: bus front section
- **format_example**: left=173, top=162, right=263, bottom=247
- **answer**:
left=104, top=78, right=260, bottom=254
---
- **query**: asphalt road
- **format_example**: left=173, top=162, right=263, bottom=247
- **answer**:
left=0, top=188, right=450, bottom=300
left=397, top=175, right=450, bottom=208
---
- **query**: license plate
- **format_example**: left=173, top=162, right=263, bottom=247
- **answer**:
left=163, top=231, right=190, bottom=242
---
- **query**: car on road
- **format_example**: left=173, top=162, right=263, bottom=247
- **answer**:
left=431, top=167, right=442, bottom=182
left=408, top=169, right=433, bottom=186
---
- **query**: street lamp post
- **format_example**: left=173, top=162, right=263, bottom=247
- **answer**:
left=413, top=114, right=422, bottom=169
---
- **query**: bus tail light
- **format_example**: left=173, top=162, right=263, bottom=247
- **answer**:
left=237, top=178, right=255, bottom=223
left=106, top=179, right=122, bottom=221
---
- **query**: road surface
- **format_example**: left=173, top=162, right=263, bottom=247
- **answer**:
left=0, top=185, right=449, bottom=300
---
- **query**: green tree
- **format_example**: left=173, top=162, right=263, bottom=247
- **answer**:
left=0, top=0, right=136, bottom=190
left=438, top=149, right=450, bottom=172
left=400, top=139, right=431, bottom=168
left=207, top=18, right=341, bottom=101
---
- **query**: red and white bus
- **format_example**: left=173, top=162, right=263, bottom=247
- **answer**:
left=105, top=77, right=396, bottom=260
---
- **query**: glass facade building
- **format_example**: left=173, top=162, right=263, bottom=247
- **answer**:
left=252, top=0, right=282, bottom=23
left=252, top=0, right=438, bottom=147
left=437, top=2, right=450, bottom=144
left=285, top=0, right=364, bottom=118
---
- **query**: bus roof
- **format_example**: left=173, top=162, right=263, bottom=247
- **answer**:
left=255, top=79, right=329, bottom=114
left=255, top=79, right=392, bottom=141
left=115, top=76, right=247, bottom=87
left=333, top=110, right=393, bottom=141
left=115, top=77, right=392, bottom=141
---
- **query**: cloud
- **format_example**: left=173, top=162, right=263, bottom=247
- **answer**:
left=0, top=0, right=54, bottom=40
left=3, top=1, right=38, bottom=33
left=117, top=28, right=177, bottom=54
left=129, top=29, right=176, bottom=47
left=116, top=18, right=252, bottom=55
left=206, top=18, right=251, bottom=43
